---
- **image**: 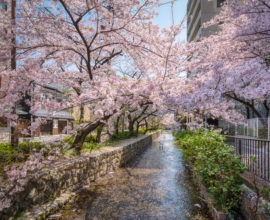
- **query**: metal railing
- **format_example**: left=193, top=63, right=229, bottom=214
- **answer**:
left=225, top=136, right=270, bottom=181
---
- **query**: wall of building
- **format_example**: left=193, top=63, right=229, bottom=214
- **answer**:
left=187, top=0, right=223, bottom=42
left=72, top=106, right=92, bottom=122
left=0, top=133, right=159, bottom=219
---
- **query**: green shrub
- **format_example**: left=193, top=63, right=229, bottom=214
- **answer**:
left=174, top=129, right=246, bottom=214
left=173, top=129, right=194, bottom=140
left=0, top=143, right=16, bottom=163
left=85, top=134, right=97, bottom=143
left=18, top=142, right=45, bottom=154
left=63, top=136, right=75, bottom=145
left=262, top=187, right=270, bottom=201
left=111, top=131, right=133, bottom=140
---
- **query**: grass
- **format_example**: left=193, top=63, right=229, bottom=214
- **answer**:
left=63, top=134, right=103, bottom=155
left=111, top=131, right=135, bottom=140
left=0, top=141, right=47, bottom=174
left=0, top=129, right=158, bottom=173
left=82, top=142, right=102, bottom=151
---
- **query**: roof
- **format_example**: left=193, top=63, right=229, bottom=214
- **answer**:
left=33, top=109, right=74, bottom=120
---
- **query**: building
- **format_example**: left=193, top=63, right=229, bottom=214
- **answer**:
left=186, top=0, right=270, bottom=139
left=186, top=0, right=225, bottom=129
left=0, top=82, right=74, bottom=141
left=31, top=83, right=74, bottom=136
left=187, top=0, right=225, bottom=42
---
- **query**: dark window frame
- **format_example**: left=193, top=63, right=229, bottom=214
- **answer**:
left=217, top=0, right=225, bottom=7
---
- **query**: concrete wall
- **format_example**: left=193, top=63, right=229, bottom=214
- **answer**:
left=187, top=0, right=222, bottom=42
left=0, top=133, right=159, bottom=219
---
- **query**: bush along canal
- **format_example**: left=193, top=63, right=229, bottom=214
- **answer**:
left=174, top=130, right=246, bottom=220
left=48, top=131, right=209, bottom=220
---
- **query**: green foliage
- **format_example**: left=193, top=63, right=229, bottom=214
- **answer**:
left=111, top=131, right=134, bottom=141
left=82, top=142, right=102, bottom=151
left=0, top=141, right=47, bottom=174
left=85, top=134, right=97, bottom=143
left=0, top=143, right=16, bottom=164
left=173, top=129, right=194, bottom=140
left=63, top=136, right=75, bottom=145
left=138, top=128, right=146, bottom=134
left=258, top=126, right=268, bottom=139
left=262, top=202, right=270, bottom=215
left=18, top=142, right=45, bottom=154
left=63, top=135, right=102, bottom=153
left=0, top=142, right=46, bottom=163
left=262, top=187, right=270, bottom=201
left=174, top=129, right=246, bottom=214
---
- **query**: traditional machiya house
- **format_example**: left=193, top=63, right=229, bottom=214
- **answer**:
left=31, top=83, right=74, bottom=137
left=0, top=82, right=74, bottom=140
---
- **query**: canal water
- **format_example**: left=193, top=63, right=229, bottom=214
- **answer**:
left=49, top=132, right=209, bottom=220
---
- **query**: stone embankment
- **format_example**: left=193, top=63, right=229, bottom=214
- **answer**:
left=191, top=166, right=270, bottom=220
left=0, top=132, right=159, bottom=219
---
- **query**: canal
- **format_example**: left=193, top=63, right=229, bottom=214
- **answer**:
left=49, top=132, right=209, bottom=220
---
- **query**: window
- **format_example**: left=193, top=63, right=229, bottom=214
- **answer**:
left=0, top=1, right=7, bottom=11
left=217, top=0, right=225, bottom=7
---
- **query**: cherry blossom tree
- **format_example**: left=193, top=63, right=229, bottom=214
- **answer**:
left=181, top=0, right=270, bottom=126
left=0, top=0, right=184, bottom=151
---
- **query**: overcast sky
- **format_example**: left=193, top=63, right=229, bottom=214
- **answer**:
left=154, top=0, right=188, bottom=42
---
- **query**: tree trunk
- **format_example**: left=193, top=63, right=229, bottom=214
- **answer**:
left=79, top=105, right=84, bottom=122
left=72, top=120, right=103, bottom=153
left=114, top=115, right=121, bottom=136
left=96, top=125, right=104, bottom=143
left=135, top=121, right=140, bottom=136
left=121, top=113, right=125, bottom=133
left=10, top=0, right=18, bottom=148
left=11, top=125, right=19, bottom=148
left=144, top=119, right=148, bottom=134
left=225, top=94, right=268, bottom=128
left=128, top=115, right=134, bottom=134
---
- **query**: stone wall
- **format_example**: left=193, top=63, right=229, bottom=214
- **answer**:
left=188, top=161, right=270, bottom=220
left=240, top=184, right=270, bottom=220
left=0, top=133, right=158, bottom=219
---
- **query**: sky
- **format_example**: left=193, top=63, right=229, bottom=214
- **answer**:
left=154, top=0, right=188, bottom=42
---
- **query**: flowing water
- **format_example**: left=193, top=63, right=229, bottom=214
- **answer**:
left=49, top=132, right=209, bottom=220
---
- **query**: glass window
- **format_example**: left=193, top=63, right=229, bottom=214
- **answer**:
left=0, top=1, right=7, bottom=11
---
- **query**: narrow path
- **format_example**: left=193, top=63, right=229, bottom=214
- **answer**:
left=49, top=132, right=209, bottom=220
